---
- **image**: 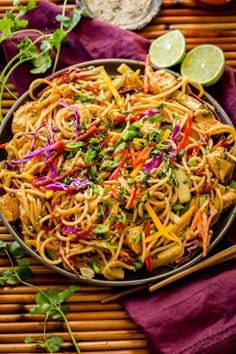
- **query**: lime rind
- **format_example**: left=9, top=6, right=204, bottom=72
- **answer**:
left=180, top=44, right=225, bottom=87
left=149, top=30, right=186, bottom=68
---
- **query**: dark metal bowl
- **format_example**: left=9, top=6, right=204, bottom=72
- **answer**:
left=0, top=59, right=235, bottom=287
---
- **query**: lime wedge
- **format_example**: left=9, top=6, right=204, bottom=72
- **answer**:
left=180, top=44, right=225, bottom=87
left=149, top=30, right=186, bottom=68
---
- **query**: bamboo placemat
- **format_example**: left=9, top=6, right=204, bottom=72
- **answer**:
left=0, top=1, right=236, bottom=353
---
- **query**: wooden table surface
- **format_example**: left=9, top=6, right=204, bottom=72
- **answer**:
left=0, top=1, right=235, bottom=353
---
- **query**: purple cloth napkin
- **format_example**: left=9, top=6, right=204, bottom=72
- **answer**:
left=0, top=1, right=236, bottom=354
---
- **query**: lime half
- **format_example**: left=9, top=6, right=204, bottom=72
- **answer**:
left=149, top=30, right=186, bottom=68
left=180, top=44, right=225, bottom=87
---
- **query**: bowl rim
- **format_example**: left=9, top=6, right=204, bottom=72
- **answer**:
left=0, top=58, right=235, bottom=287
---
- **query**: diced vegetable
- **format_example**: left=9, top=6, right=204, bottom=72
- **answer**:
left=92, top=224, right=109, bottom=234
left=152, top=243, right=183, bottom=269
left=176, top=169, right=191, bottom=203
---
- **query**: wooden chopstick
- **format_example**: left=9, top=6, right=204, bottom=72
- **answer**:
left=149, top=245, right=236, bottom=292
left=101, top=245, right=236, bottom=303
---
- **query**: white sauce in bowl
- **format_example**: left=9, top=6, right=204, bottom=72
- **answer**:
left=84, top=0, right=153, bottom=28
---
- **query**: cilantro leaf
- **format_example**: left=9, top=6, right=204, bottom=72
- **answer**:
left=31, top=52, right=52, bottom=74
left=58, top=285, right=80, bottom=303
left=46, top=335, right=63, bottom=353
left=9, top=241, right=25, bottom=258
left=0, top=269, right=17, bottom=285
left=49, top=29, right=67, bottom=51
left=0, top=240, right=7, bottom=253
left=30, top=303, right=50, bottom=315
left=18, top=0, right=37, bottom=16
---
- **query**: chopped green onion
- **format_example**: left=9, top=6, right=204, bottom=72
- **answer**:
left=188, top=159, right=197, bottom=167
left=172, top=204, right=185, bottom=211
left=230, top=181, right=236, bottom=189
left=92, top=224, right=109, bottom=234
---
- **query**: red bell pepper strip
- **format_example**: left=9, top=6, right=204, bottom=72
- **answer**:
left=126, top=186, right=139, bottom=209
left=114, top=114, right=127, bottom=125
left=0, top=143, right=7, bottom=149
left=75, top=125, right=98, bottom=142
left=109, top=150, right=128, bottom=180
left=145, top=218, right=153, bottom=272
left=177, top=115, right=193, bottom=152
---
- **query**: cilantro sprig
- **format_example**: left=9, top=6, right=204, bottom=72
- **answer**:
left=0, top=0, right=89, bottom=121
left=0, top=240, right=81, bottom=353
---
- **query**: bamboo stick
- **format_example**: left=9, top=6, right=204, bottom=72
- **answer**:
left=0, top=301, right=122, bottom=313
left=225, top=60, right=236, bottom=67
left=0, top=265, right=55, bottom=274
left=139, top=29, right=236, bottom=39
left=159, top=8, right=236, bottom=16
left=0, top=256, right=44, bottom=266
left=2, top=92, right=18, bottom=99
left=0, top=310, right=129, bottom=322
left=0, top=339, right=146, bottom=352
left=170, top=23, right=236, bottom=30
left=187, top=44, right=236, bottom=51
left=0, top=234, right=13, bottom=241
left=0, top=319, right=137, bottom=333
left=0, top=330, right=145, bottom=343
left=0, top=226, right=9, bottom=233
left=187, top=37, right=236, bottom=43
left=154, top=16, right=236, bottom=24
left=0, top=352, right=147, bottom=354
left=1, top=100, right=17, bottom=107
left=162, top=0, right=196, bottom=6
left=0, top=351, right=147, bottom=354
left=0, top=284, right=111, bottom=293
left=0, top=292, right=112, bottom=303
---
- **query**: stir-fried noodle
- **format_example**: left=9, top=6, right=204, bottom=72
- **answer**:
left=0, top=58, right=235, bottom=280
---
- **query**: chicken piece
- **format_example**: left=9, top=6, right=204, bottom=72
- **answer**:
left=0, top=193, right=20, bottom=222
left=139, top=119, right=160, bottom=136
left=206, top=147, right=233, bottom=183
left=104, top=262, right=125, bottom=280
left=194, top=109, right=220, bottom=130
left=149, top=69, right=177, bottom=94
left=124, top=226, right=142, bottom=255
left=15, top=191, right=30, bottom=225
left=222, top=188, right=236, bottom=210
left=175, top=92, right=202, bottom=111
left=123, top=70, right=142, bottom=89
left=12, top=101, right=42, bottom=134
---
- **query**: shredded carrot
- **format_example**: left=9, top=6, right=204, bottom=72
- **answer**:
left=135, top=145, right=152, bottom=165
left=186, top=209, right=202, bottom=240
left=197, top=210, right=209, bottom=257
